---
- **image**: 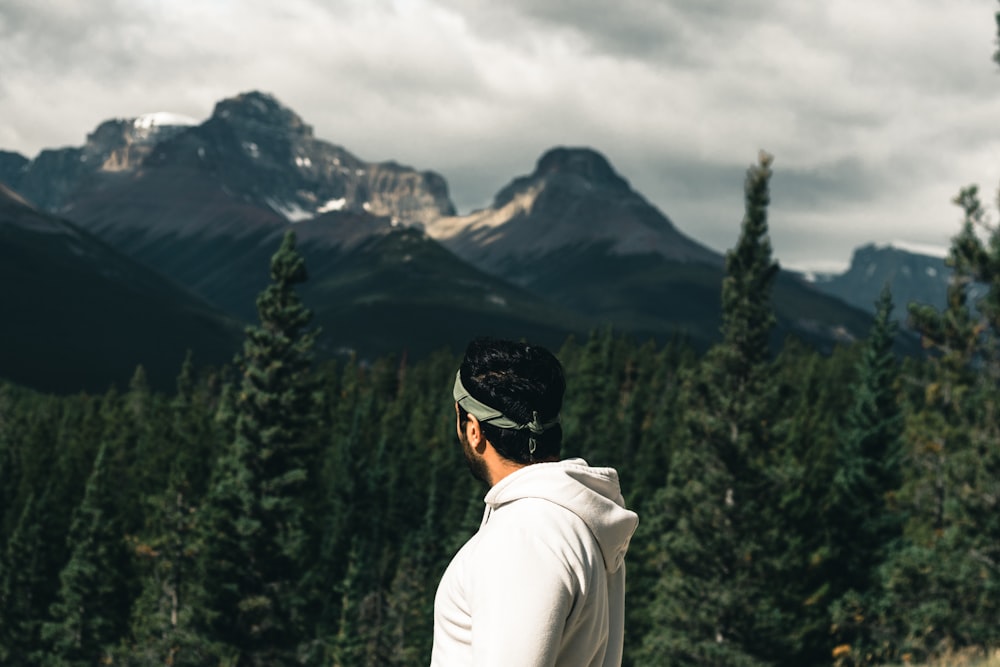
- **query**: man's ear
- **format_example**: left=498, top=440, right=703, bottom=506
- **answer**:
left=465, top=414, right=487, bottom=453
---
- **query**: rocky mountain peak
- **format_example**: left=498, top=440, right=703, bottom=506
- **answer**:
left=86, top=119, right=133, bottom=149
left=211, top=91, right=313, bottom=137
left=491, top=146, right=630, bottom=210
left=76, top=115, right=194, bottom=174
left=0, top=151, right=29, bottom=190
left=533, top=147, right=629, bottom=190
left=807, top=242, right=954, bottom=321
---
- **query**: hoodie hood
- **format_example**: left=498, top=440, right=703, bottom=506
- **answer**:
left=483, top=458, right=638, bottom=573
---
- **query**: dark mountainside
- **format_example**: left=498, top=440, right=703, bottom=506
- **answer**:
left=0, top=184, right=240, bottom=393
left=423, top=146, right=720, bottom=269
left=0, top=91, right=893, bottom=390
left=425, top=147, right=876, bottom=351
left=0, top=93, right=586, bottom=377
left=806, top=243, right=976, bottom=321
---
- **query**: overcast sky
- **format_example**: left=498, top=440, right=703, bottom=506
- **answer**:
left=2, top=0, right=999, bottom=270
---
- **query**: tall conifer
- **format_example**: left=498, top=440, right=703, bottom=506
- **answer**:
left=194, top=231, right=319, bottom=666
left=826, top=286, right=904, bottom=661
left=42, top=441, right=132, bottom=667
left=877, top=186, right=1000, bottom=659
left=638, top=152, right=790, bottom=666
left=0, top=490, right=50, bottom=664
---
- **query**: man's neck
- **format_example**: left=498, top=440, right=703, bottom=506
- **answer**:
left=485, top=455, right=526, bottom=487
left=486, top=454, right=559, bottom=487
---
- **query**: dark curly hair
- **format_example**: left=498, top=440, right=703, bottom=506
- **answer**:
left=457, top=337, right=565, bottom=464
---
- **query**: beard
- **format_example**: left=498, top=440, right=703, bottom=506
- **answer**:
left=460, top=429, right=490, bottom=485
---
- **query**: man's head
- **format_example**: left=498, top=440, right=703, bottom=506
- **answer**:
left=454, top=338, right=565, bottom=476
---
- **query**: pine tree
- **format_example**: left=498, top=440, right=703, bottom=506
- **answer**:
left=0, top=490, right=50, bottom=665
left=638, top=152, right=791, bottom=666
left=766, top=339, right=859, bottom=664
left=328, top=538, right=378, bottom=667
left=119, top=462, right=208, bottom=667
left=826, top=286, right=904, bottom=663
left=876, top=185, right=1000, bottom=660
left=193, top=231, right=319, bottom=666
left=562, top=327, right=620, bottom=465
left=0, top=384, right=20, bottom=544
left=42, top=441, right=132, bottom=667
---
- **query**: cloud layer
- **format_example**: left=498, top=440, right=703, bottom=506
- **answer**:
left=2, top=0, right=999, bottom=269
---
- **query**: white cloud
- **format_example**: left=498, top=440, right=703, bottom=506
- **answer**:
left=1, top=0, right=998, bottom=269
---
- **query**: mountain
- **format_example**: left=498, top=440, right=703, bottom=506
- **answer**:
left=300, top=225, right=588, bottom=358
left=5, top=92, right=457, bottom=298
left=0, top=184, right=241, bottom=393
left=6, top=114, right=197, bottom=212
left=4, top=92, right=453, bottom=228
left=425, top=147, right=875, bottom=350
left=3, top=94, right=887, bottom=362
left=4, top=93, right=454, bottom=312
left=425, top=147, right=719, bottom=276
left=0, top=93, right=583, bottom=358
left=806, top=243, right=972, bottom=322
left=0, top=151, right=29, bottom=190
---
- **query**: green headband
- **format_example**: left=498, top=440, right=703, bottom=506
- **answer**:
left=453, top=370, right=560, bottom=454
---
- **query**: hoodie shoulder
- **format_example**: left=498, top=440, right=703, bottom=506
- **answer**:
left=484, top=459, right=638, bottom=573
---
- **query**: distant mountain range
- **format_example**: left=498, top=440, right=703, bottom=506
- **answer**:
left=0, top=91, right=944, bottom=391
left=802, top=243, right=972, bottom=326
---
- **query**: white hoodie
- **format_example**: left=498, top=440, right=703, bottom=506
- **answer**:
left=431, top=458, right=639, bottom=667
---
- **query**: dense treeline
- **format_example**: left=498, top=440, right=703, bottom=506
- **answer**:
left=1, top=153, right=999, bottom=666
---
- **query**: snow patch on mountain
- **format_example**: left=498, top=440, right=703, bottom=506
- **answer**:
left=133, top=112, right=199, bottom=129
left=266, top=198, right=313, bottom=222
left=318, top=198, right=347, bottom=213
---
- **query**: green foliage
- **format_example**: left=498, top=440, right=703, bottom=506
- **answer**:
left=42, top=441, right=133, bottom=667
left=872, top=185, right=1000, bottom=664
left=636, top=152, right=796, bottom=667
left=4, top=158, right=1000, bottom=667
left=193, top=230, right=320, bottom=666
left=0, top=490, right=50, bottom=664
left=826, top=286, right=905, bottom=664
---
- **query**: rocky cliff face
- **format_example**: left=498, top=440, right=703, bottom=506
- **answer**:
left=808, top=243, right=960, bottom=320
left=0, top=92, right=474, bottom=329
left=6, top=116, right=194, bottom=211
left=146, top=91, right=456, bottom=227
left=2, top=91, right=456, bottom=230
left=0, top=151, right=29, bottom=191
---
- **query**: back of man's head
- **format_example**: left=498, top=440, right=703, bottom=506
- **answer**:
left=458, top=337, right=565, bottom=464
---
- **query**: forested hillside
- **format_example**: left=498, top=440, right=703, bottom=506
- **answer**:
left=0, top=154, right=997, bottom=666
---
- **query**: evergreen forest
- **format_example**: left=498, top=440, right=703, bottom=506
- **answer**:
left=2, top=138, right=1000, bottom=667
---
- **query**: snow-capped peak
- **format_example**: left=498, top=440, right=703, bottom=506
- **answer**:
left=133, top=112, right=199, bottom=129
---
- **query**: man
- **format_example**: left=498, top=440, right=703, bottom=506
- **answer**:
left=431, top=338, right=639, bottom=667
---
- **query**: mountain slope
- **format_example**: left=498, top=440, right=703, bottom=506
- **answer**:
left=425, top=147, right=876, bottom=350
left=0, top=94, right=590, bottom=358
left=425, top=147, right=719, bottom=276
left=3, top=97, right=891, bottom=361
left=303, top=227, right=588, bottom=357
left=4, top=91, right=454, bottom=228
left=0, top=185, right=241, bottom=393
left=807, top=243, right=960, bottom=320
